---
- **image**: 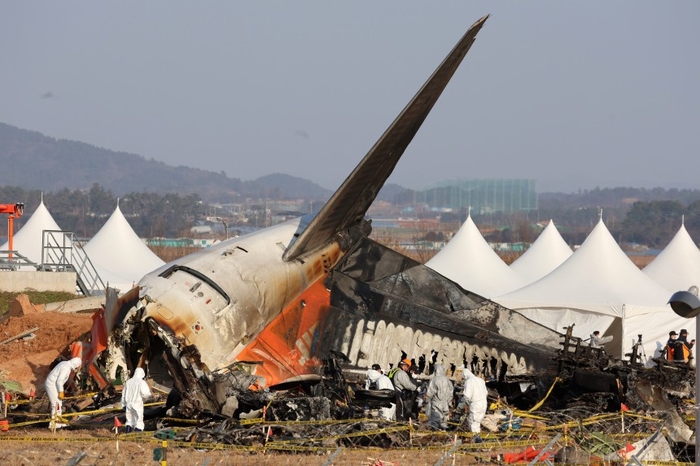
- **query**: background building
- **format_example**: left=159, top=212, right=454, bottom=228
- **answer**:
left=416, top=179, right=537, bottom=214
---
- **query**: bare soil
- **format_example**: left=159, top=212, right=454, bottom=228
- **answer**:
left=1, top=427, right=481, bottom=465
left=0, top=311, right=93, bottom=395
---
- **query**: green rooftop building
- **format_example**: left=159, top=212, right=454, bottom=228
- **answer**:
left=416, top=179, right=537, bottom=214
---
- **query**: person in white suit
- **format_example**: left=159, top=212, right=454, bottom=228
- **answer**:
left=44, top=357, right=82, bottom=422
left=589, top=330, right=613, bottom=349
left=462, top=368, right=488, bottom=439
left=121, top=367, right=152, bottom=432
left=425, top=364, right=454, bottom=430
left=365, top=368, right=396, bottom=421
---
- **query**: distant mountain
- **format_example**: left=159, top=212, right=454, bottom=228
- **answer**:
left=377, top=183, right=409, bottom=203
left=0, top=122, right=334, bottom=202
left=10, top=122, right=694, bottom=213
left=255, top=173, right=333, bottom=199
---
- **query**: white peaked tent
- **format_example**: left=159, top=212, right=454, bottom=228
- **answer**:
left=644, top=220, right=700, bottom=294
left=510, top=220, right=573, bottom=285
left=1, top=199, right=62, bottom=265
left=642, top=220, right=699, bottom=350
left=84, top=204, right=165, bottom=292
left=425, top=215, right=527, bottom=298
left=494, top=218, right=691, bottom=363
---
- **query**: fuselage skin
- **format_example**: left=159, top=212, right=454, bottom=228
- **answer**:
left=136, top=218, right=342, bottom=373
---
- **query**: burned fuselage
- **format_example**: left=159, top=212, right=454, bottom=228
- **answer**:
left=107, top=229, right=566, bottom=416
left=316, top=237, right=564, bottom=379
left=59, top=15, right=694, bottom=444
left=105, top=219, right=698, bottom=426
left=110, top=217, right=359, bottom=413
left=101, top=14, right=494, bottom=416
left=96, top=14, right=687, bottom=425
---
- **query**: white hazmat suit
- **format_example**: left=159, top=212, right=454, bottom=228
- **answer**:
left=462, top=368, right=488, bottom=433
left=425, top=364, right=453, bottom=430
left=589, top=332, right=613, bottom=348
left=121, top=367, right=152, bottom=431
left=366, top=369, right=396, bottom=421
left=44, top=357, right=82, bottom=419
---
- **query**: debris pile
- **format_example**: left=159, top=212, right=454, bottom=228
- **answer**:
left=0, top=327, right=698, bottom=464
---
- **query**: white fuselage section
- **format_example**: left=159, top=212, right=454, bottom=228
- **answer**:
left=136, top=217, right=342, bottom=372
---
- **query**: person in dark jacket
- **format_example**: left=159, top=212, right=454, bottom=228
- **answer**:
left=389, top=359, right=418, bottom=421
left=673, top=329, right=695, bottom=362
left=665, top=331, right=678, bottom=360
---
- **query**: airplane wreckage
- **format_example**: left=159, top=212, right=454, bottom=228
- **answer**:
left=15, top=14, right=696, bottom=454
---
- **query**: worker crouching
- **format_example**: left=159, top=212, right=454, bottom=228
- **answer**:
left=44, top=357, right=82, bottom=424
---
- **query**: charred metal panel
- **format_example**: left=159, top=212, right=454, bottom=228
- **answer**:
left=336, top=239, right=562, bottom=351
left=321, top=269, right=559, bottom=379
left=630, top=378, right=694, bottom=443
left=336, top=238, right=485, bottom=312
left=571, top=369, right=619, bottom=393
left=104, top=285, right=140, bottom=333
left=454, top=302, right=563, bottom=352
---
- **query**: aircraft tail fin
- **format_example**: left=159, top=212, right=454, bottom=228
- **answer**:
left=284, top=15, right=489, bottom=262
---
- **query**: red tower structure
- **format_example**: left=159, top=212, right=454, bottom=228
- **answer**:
left=0, top=203, right=24, bottom=259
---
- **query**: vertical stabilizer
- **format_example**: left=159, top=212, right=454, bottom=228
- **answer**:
left=284, top=15, right=489, bottom=261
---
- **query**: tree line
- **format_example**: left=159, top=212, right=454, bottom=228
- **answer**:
left=2, top=183, right=700, bottom=249
left=0, top=184, right=202, bottom=239
left=471, top=199, right=700, bottom=249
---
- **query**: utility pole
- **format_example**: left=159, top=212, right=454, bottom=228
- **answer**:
left=216, top=217, right=229, bottom=240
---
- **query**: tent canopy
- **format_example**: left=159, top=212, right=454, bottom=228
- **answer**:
left=495, top=218, right=690, bottom=362
left=426, top=215, right=527, bottom=298
left=644, top=221, right=700, bottom=294
left=84, top=204, right=165, bottom=292
left=510, top=220, right=572, bottom=285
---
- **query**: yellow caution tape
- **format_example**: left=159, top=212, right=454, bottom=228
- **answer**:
left=5, top=391, right=99, bottom=405
left=0, top=409, right=675, bottom=460
left=527, top=377, right=561, bottom=413
left=159, top=417, right=202, bottom=425
left=511, top=410, right=549, bottom=421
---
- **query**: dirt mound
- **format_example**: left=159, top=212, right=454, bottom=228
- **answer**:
left=0, top=311, right=93, bottom=395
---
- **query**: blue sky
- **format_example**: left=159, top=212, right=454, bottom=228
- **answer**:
left=2, top=2, right=699, bottom=193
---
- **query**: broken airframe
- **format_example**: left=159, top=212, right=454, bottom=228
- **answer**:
left=23, top=13, right=696, bottom=459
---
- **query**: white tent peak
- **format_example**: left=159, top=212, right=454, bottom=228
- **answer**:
left=84, top=203, right=165, bottom=291
left=498, top=219, right=672, bottom=310
left=495, top=218, right=689, bottom=361
left=510, top=220, right=573, bottom=285
left=643, top=222, right=700, bottom=293
left=425, top=215, right=527, bottom=298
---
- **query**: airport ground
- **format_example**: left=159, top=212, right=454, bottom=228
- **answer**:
left=1, top=429, right=492, bottom=465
